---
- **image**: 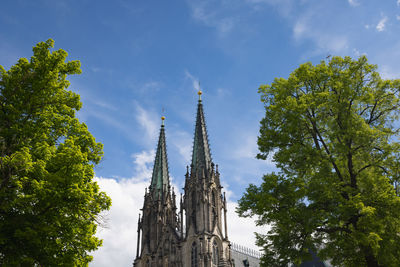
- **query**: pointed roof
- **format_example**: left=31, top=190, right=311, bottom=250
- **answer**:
left=150, top=118, right=170, bottom=197
left=191, top=94, right=212, bottom=171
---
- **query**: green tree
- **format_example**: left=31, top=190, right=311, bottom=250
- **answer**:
left=0, top=39, right=111, bottom=266
left=237, top=56, right=400, bottom=267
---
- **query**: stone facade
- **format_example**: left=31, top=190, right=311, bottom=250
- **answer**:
left=134, top=121, right=180, bottom=266
left=134, top=96, right=234, bottom=267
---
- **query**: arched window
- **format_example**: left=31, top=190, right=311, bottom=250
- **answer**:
left=191, top=242, right=198, bottom=267
left=212, top=241, right=219, bottom=266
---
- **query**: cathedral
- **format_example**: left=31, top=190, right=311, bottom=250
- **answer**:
left=133, top=91, right=260, bottom=267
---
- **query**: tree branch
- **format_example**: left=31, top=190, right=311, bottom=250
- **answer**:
left=306, top=110, right=344, bottom=183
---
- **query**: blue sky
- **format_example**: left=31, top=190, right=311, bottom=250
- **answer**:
left=2, top=0, right=400, bottom=265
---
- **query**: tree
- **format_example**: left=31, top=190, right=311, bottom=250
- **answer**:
left=237, top=56, right=400, bottom=267
left=0, top=39, right=111, bottom=266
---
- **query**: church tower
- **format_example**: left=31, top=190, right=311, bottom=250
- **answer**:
left=134, top=91, right=234, bottom=267
left=134, top=117, right=181, bottom=267
left=181, top=90, right=233, bottom=267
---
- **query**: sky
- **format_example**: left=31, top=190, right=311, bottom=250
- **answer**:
left=1, top=0, right=400, bottom=266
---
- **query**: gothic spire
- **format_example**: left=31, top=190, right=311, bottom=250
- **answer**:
left=191, top=90, right=212, bottom=171
left=150, top=116, right=170, bottom=197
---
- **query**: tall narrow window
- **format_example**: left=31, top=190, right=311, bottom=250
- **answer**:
left=191, top=194, right=197, bottom=228
left=192, top=193, right=197, bottom=209
left=211, top=190, right=217, bottom=226
left=191, top=242, right=198, bottom=267
left=212, top=241, right=219, bottom=266
left=212, top=191, right=216, bottom=207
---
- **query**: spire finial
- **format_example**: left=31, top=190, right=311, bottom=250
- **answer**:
left=161, top=107, right=165, bottom=126
left=197, top=81, right=202, bottom=101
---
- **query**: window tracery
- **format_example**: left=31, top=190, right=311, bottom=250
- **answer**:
left=212, top=241, right=219, bottom=266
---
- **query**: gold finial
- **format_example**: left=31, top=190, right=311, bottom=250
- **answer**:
left=197, top=81, right=202, bottom=100
left=161, top=107, right=165, bottom=126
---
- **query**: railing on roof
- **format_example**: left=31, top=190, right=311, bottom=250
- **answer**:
left=230, top=242, right=262, bottom=259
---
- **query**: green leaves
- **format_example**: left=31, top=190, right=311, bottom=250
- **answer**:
left=239, top=56, right=400, bottom=266
left=0, top=39, right=110, bottom=266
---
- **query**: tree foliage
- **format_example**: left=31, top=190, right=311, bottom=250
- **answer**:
left=237, top=56, right=400, bottom=267
left=0, top=39, right=111, bottom=266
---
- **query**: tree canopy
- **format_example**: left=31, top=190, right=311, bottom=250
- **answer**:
left=237, top=56, right=400, bottom=267
left=0, top=39, right=111, bottom=266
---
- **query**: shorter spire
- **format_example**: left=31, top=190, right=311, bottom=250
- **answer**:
left=150, top=116, right=170, bottom=199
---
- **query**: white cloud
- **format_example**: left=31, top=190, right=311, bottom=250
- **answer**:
left=226, top=201, right=268, bottom=251
left=141, top=81, right=162, bottom=92
left=216, top=87, right=230, bottom=98
left=184, top=70, right=200, bottom=91
left=293, top=20, right=307, bottom=40
left=187, top=0, right=235, bottom=36
left=90, top=177, right=147, bottom=267
left=193, top=7, right=233, bottom=34
left=348, top=0, right=359, bottom=7
left=90, top=149, right=155, bottom=266
left=90, top=98, right=117, bottom=111
left=188, top=0, right=295, bottom=36
left=376, top=16, right=388, bottom=32
left=396, top=15, right=400, bottom=21
left=170, top=130, right=192, bottom=163
left=291, top=7, right=350, bottom=57
left=223, top=182, right=268, bottom=251
left=89, top=66, right=114, bottom=76
left=371, top=41, right=400, bottom=80
left=135, top=104, right=158, bottom=143
left=353, top=48, right=367, bottom=57
left=122, top=79, right=162, bottom=95
left=324, top=36, right=348, bottom=52
left=232, top=133, right=258, bottom=160
left=245, top=0, right=293, bottom=17
left=76, top=105, right=136, bottom=143
left=131, top=150, right=155, bottom=182
left=398, top=0, right=400, bottom=6
left=293, top=14, right=349, bottom=56
left=380, top=64, right=400, bottom=79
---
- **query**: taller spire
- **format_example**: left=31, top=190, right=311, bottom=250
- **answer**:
left=150, top=116, right=170, bottom=197
left=191, top=90, right=212, bottom=171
